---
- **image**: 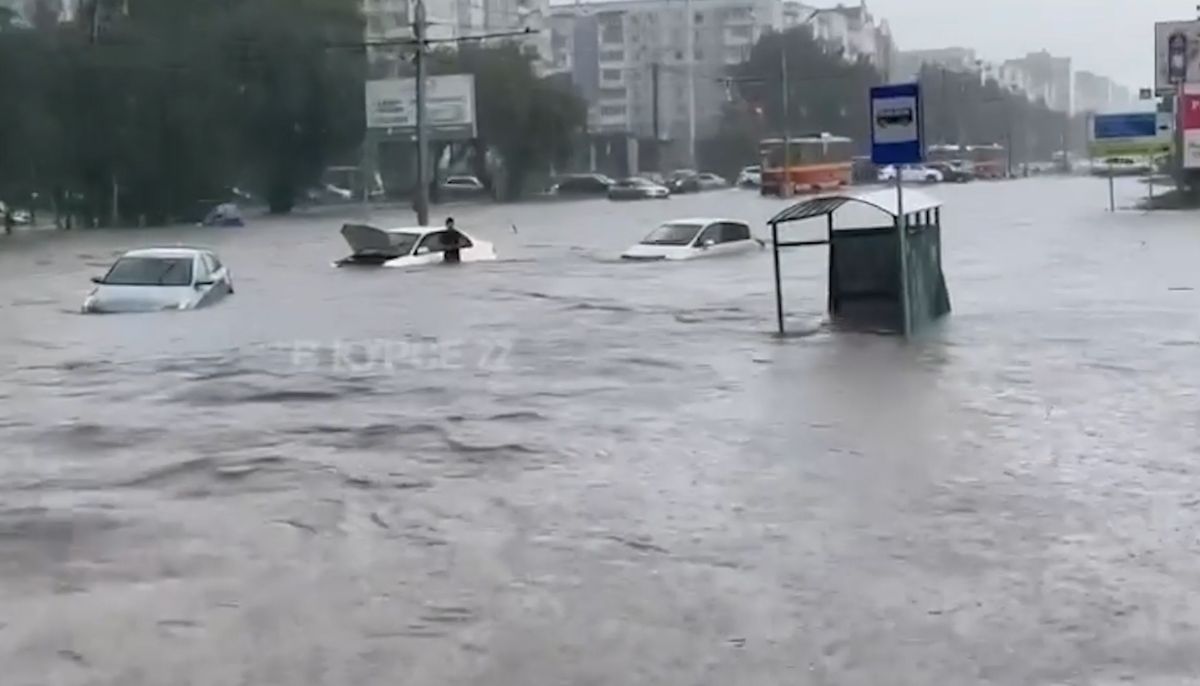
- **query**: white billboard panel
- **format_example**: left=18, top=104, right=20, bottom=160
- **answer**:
left=365, top=74, right=476, bottom=139
left=1155, top=21, right=1200, bottom=93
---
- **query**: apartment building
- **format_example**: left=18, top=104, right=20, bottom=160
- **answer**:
left=1074, top=70, right=1135, bottom=113
left=550, top=0, right=893, bottom=151
left=800, top=2, right=896, bottom=77
left=1004, top=50, right=1072, bottom=112
left=550, top=0, right=781, bottom=145
left=364, top=0, right=549, bottom=77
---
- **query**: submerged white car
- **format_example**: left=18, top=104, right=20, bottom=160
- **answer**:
left=82, top=247, right=234, bottom=313
left=621, top=218, right=761, bottom=261
left=335, top=223, right=497, bottom=267
left=877, top=165, right=944, bottom=184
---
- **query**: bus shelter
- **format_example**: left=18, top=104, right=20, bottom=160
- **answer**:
left=766, top=188, right=951, bottom=338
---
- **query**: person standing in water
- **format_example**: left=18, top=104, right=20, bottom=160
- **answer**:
left=441, top=217, right=465, bottom=264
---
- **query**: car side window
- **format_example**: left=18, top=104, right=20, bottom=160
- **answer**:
left=721, top=223, right=750, bottom=242
left=417, top=231, right=447, bottom=253
left=696, top=224, right=721, bottom=245
left=206, top=254, right=222, bottom=272
left=418, top=231, right=473, bottom=253
left=194, top=256, right=211, bottom=280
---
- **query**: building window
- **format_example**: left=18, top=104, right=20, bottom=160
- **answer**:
left=601, top=21, right=624, bottom=43
left=694, top=46, right=703, bottom=60
left=694, top=11, right=703, bottom=23
left=600, top=87, right=625, bottom=99
left=727, top=25, right=752, bottom=39
left=601, top=68, right=622, bottom=82
left=600, top=49, right=624, bottom=62
left=600, top=104, right=627, bottom=116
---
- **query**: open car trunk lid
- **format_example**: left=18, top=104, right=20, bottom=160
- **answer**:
left=341, top=224, right=409, bottom=258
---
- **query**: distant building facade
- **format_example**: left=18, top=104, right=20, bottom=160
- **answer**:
left=364, top=0, right=550, bottom=77
left=548, top=0, right=894, bottom=151
left=1074, top=69, right=1134, bottom=113
left=1004, top=50, right=1072, bottom=112
left=894, top=47, right=978, bottom=81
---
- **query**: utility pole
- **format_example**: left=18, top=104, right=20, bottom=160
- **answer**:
left=88, top=0, right=100, bottom=43
left=351, top=18, right=534, bottom=225
left=684, top=0, right=696, bottom=167
left=413, top=0, right=430, bottom=226
left=652, top=61, right=661, bottom=171
left=781, top=46, right=791, bottom=197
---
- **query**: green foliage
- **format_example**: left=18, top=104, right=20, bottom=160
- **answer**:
left=431, top=43, right=586, bottom=200
left=918, top=65, right=1082, bottom=163
left=0, top=0, right=364, bottom=224
left=731, top=27, right=883, bottom=146
left=710, top=26, right=1081, bottom=172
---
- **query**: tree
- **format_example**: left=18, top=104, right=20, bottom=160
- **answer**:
left=730, top=26, right=882, bottom=150
left=0, top=0, right=364, bottom=225
left=221, top=0, right=363, bottom=213
left=431, top=43, right=585, bottom=200
left=702, top=26, right=881, bottom=175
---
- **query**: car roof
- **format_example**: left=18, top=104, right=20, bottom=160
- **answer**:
left=377, top=226, right=474, bottom=237
left=121, top=247, right=211, bottom=259
left=663, top=217, right=747, bottom=226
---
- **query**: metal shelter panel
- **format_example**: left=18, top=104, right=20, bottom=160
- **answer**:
left=768, top=188, right=943, bottom=225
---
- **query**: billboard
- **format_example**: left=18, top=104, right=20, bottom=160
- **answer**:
left=1089, top=112, right=1174, bottom=157
left=1183, top=84, right=1200, bottom=169
left=1155, top=20, right=1200, bottom=93
left=365, top=74, right=476, bottom=140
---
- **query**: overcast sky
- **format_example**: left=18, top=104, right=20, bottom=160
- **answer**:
left=829, top=0, right=1198, bottom=88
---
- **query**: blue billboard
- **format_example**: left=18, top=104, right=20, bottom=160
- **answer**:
left=1093, top=113, right=1159, bottom=140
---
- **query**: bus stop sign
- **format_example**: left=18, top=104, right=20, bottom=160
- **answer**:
left=870, top=83, right=923, bottom=165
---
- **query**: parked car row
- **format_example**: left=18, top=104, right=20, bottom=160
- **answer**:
left=548, top=170, right=730, bottom=201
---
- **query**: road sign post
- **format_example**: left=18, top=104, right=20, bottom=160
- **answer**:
left=1087, top=111, right=1174, bottom=211
left=870, top=82, right=923, bottom=338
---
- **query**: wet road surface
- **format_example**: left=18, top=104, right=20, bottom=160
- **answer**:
left=3, top=177, right=1200, bottom=684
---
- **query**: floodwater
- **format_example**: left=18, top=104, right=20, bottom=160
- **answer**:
left=2, top=176, right=1200, bottom=685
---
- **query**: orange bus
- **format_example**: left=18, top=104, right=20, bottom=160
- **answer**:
left=966, top=144, right=1008, bottom=179
left=759, top=133, right=854, bottom=196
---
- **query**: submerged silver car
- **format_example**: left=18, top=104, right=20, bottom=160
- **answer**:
left=82, top=247, right=234, bottom=313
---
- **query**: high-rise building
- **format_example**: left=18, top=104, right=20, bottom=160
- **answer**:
left=1005, top=50, right=1072, bottom=112
left=549, top=0, right=893, bottom=149
left=1074, top=70, right=1135, bottom=113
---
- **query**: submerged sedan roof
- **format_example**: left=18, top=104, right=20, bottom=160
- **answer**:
left=663, top=217, right=748, bottom=226
left=121, top=247, right=212, bottom=258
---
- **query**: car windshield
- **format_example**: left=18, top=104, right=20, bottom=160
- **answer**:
left=103, top=256, right=194, bottom=286
left=641, top=223, right=702, bottom=246
left=617, top=178, right=649, bottom=187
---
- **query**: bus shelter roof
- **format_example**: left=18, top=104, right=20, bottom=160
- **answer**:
left=768, top=188, right=942, bottom=225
